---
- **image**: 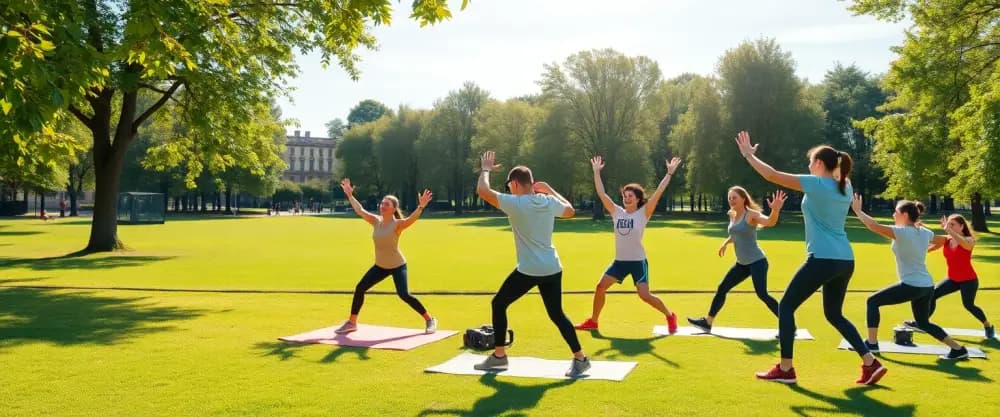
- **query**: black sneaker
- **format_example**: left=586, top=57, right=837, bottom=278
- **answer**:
left=985, top=325, right=995, bottom=340
left=903, top=320, right=923, bottom=331
left=865, top=341, right=880, bottom=353
left=940, top=347, right=969, bottom=361
left=687, top=317, right=711, bottom=333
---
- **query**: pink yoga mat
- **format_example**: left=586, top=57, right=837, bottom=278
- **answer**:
left=278, top=324, right=457, bottom=350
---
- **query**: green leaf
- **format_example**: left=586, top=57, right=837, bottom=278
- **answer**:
left=0, top=98, right=11, bottom=115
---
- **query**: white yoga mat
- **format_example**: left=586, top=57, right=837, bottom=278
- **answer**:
left=424, top=352, right=637, bottom=381
left=652, top=326, right=814, bottom=340
left=905, top=325, right=992, bottom=339
left=837, top=340, right=987, bottom=358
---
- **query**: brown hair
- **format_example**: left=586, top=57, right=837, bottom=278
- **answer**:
left=506, top=166, right=534, bottom=189
left=621, top=183, right=648, bottom=208
left=385, top=195, right=403, bottom=219
left=947, top=214, right=973, bottom=238
left=808, top=145, right=853, bottom=195
left=896, top=200, right=925, bottom=223
left=727, top=186, right=761, bottom=216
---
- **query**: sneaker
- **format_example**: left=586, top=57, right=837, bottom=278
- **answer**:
left=940, top=347, right=969, bottom=360
left=903, top=320, right=923, bottom=331
left=687, top=317, right=711, bottom=333
left=574, top=318, right=599, bottom=331
left=755, top=364, right=797, bottom=384
left=566, top=357, right=592, bottom=378
left=865, top=341, right=880, bottom=353
left=334, top=320, right=357, bottom=334
left=985, top=325, right=995, bottom=340
left=667, top=312, right=678, bottom=334
left=856, top=359, right=887, bottom=385
left=473, top=354, right=509, bottom=371
left=425, top=317, right=437, bottom=334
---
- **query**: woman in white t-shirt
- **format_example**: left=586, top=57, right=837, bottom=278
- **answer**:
left=574, top=155, right=682, bottom=333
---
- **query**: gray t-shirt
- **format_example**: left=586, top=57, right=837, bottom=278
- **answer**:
left=891, top=225, right=935, bottom=287
left=497, top=193, right=565, bottom=276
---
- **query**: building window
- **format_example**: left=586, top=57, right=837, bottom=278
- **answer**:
left=310, top=148, right=314, bottom=157
left=309, top=160, right=314, bottom=171
left=328, top=159, right=333, bottom=172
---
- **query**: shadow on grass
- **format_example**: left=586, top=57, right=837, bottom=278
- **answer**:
left=786, top=385, right=916, bottom=417
left=877, top=354, right=993, bottom=383
left=590, top=331, right=679, bottom=368
left=0, top=286, right=203, bottom=349
left=417, top=372, right=575, bottom=417
left=0, top=254, right=173, bottom=271
left=254, top=341, right=371, bottom=362
left=733, top=338, right=780, bottom=356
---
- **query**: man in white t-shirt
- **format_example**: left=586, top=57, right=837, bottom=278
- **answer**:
left=471, top=151, right=591, bottom=378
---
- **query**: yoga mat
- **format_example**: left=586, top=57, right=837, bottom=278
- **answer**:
left=837, top=339, right=987, bottom=358
left=903, top=324, right=994, bottom=339
left=425, top=352, right=637, bottom=381
left=653, top=326, right=814, bottom=340
left=278, top=324, right=457, bottom=350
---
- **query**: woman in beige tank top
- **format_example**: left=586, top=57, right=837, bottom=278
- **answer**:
left=333, top=178, right=437, bottom=335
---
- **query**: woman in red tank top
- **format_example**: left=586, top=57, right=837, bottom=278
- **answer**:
left=905, top=214, right=994, bottom=339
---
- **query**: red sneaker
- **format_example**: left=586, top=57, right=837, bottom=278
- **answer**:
left=574, top=318, right=599, bottom=331
left=856, top=358, right=887, bottom=385
left=667, top=312, right=678, bottom=334
left=755, top=364, right=797, bottom=384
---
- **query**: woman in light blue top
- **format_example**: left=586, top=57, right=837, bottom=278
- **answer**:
left=735, top=131, right=883, bottom=385
left=687, top=186, right=786, bottom=332
left=851, top=196, right=969, bottom=360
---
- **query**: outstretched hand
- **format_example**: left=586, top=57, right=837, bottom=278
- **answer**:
left=851, top=193, right=863, bottom=213
left=666, top=157, right=682, bottom=175
left=767, top=190, right=787, bottom=210
left=481, top=151, right=502, bottom=172
left=417, top=189, right=433, bottom=208
left=735, top=131, right=758, bottom=158
left=591, top=156, right=605, bottom=172
left=340, top=178, right=355, bottom=196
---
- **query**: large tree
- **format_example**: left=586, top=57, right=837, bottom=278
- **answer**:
left=852, top=0, right=999, bottom=231
left=376, top=106, right=428, bottom=209
left=540, top=49, right=661, bottom=218
left=1, top=0, right=467, bottom=252
left=669, top=76, right=725, bottom=210
left=347, top=99, right=393, bottom=127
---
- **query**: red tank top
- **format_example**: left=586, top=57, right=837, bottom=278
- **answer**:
left=942, top=237, right=977, bottom=282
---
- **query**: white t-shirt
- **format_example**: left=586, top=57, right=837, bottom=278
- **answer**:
left=613, top=206, right=648, bottom=261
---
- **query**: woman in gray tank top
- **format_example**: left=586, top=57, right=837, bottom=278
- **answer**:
left=687, top=186, right=785, bottom=332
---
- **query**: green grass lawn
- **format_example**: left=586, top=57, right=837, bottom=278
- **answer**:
left=1, top=214, right=999, bottom=416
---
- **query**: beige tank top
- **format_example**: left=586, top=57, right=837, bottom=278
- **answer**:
left=373, top=218, right=405, bottom=268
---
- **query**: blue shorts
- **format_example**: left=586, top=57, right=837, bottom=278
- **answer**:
left=604, top=260, right=649, bottom=285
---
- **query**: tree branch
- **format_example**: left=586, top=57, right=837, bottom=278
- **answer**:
left=132, top=80, right=183, bottom=133
left=68, top=105, right=94, bottom=129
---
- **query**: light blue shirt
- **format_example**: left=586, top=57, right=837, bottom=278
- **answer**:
left=891, top=226, right=935, bottom=287
left=497, top=193, right=566, bottom=276
left=798, top=175, right=854, bottom=260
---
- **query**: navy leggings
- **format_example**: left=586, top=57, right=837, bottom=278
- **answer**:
left=708, top=258, right=780, bottom=317
left=350, top=264, right=427, bottom=315
left=867, top=282, right=949, bottom=340
left=491, top=269, right=582, bottom=353
left=778, top=257, right=867, bottom=359
left=929, top=279, right=988, bottom=323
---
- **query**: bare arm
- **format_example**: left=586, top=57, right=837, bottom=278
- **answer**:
left=341, top=179, right=378, bottom=226
left=735, top=131, right=803, bottom=192
left=645, top=157, right=682, bottom=219
left=927, top=238, right=946, bottom=252
left=590, top=156, right=618, bottom=215
left=534, top=182, right=575, bottom=218
left=944, top=227, right=976, bottom=250
left=396, top=189, right=433, bottom=233
left=751, top=190, right=787, bottom=228
left=477, top=151, right=502, bottom=209
left=851, top=194, right=894, bottom=240
left=718, top=236, right=733, bottom=258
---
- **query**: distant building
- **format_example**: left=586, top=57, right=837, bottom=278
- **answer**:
left=282, top=130, right=337, bottom=183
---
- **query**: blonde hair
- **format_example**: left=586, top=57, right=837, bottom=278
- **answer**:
left=385, top=195, right=403, bottom=219
left=726, top=186, right=761, bottom=217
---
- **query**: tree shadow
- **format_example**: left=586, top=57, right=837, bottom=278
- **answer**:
left=731, top=338, right=780, bottom=356
left=417, top=373, right=576, bottom=417
left=786, top=385, right=917, bottom=417
left=0, top=229, right=43, bottom=236
left=0, top=287, right=203, bottom=350
left=589, top=331, right=679, bottom=368
left=254, top=341, right=371, bottom=362
left=877, top=354, right=993, bottom=382
left=0, top=254, right=174, bottom=271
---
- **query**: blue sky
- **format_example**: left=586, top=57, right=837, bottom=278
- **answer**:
left=276, top=0, right=908, bottom=137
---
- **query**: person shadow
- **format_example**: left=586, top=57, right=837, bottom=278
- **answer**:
left=254, top=341, right=371, bottom=362
left=589, top=331, right=679, bottom=368
left=416, top=373, right=575, bottom=417
left=876, top=354, right=992, bottom=383
left=786, top=385, right=917, bottom=417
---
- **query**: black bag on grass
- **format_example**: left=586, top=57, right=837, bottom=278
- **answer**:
left=463, top=325, right=513, bottom=350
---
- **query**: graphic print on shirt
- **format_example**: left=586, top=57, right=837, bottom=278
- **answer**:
left=616, top=217, right=635, bottom=236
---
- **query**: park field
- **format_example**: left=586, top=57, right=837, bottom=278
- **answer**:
left=2, top=214, right=999, bottom=416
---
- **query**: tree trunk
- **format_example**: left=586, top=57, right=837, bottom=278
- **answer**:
left=200, top=193, right=207, bottom=212
left=970, top=192, right=990, bottom=232
left=86, top=145, right=129, bottom=251
left=689, top=193, right=694, bottom=213
left=592, top=194, right=604, bottom=220
left=225, top=187, right=233, bottom=214
left=930, top=194, right=938, bottom=214
left=67, top=184, right=79, bottom=217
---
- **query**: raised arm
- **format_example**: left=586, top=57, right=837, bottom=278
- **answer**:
left=718, top=236, right=733, bottom=258
left=751, top=190, right=787, bottom=228
left=735, top=131, right=803, bottom=192
left=590, top=156, right=617, bottom=215
left=341, top=178, right=379, bottom=226
left=850, top=194, right=894, bottom=240
left=645, top=157, right=681, bottom=219
left=533, top=181, right=575, bottom=218
left=941, top=215, right=976, bottom=250
left=396, top=189, right=433, bottom=233
left=477, top=151, right=502, bottom=209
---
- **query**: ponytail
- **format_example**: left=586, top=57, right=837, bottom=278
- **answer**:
left=838, top=151, right=853, bottom=196
left=807, top=146, right=853, bottom=195
left=385, top=195, right=404, bottom=219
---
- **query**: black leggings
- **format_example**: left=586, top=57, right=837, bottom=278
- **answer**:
left=929, top=279, right=988, bottom=323
left=491, top=269, right=582, bottom=353
left=350, top=264, right=427, bottom=316
left=867, top=283, right=949, bottom=340
left=778, top=257, right=867, bottom=359
left=708, top=258, right=780, bottom=318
